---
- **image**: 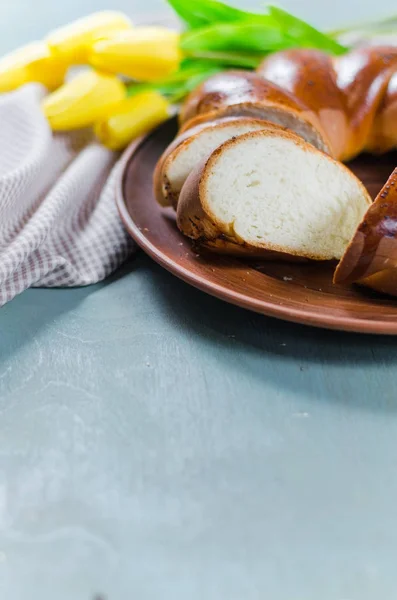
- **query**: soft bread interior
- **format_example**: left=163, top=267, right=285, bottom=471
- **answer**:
left=162, top=118, right=278, bottom=207
left=194, top=131, right=371, bottom=260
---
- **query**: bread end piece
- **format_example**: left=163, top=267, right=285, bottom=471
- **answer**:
left=334, top=167, right=397, bottom=296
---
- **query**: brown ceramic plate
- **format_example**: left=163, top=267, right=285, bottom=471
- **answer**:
left=116, top=117, right=397, bottom=334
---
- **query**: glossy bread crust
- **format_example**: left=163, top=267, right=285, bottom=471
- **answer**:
left=180, top=70, right=308, bottom=122
left=334, top=168, right=397, bottom=295
left=259, top=46, right=397, bottom=161
left=257, top=49, right=348, bottom=160
left=179, top=70, right=330, bottom=143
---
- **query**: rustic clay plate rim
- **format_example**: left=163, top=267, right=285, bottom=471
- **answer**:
left=116, top=123, right=397, bottom=335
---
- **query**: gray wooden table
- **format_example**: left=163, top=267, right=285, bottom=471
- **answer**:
left=1, top=2, right=397, bottom=599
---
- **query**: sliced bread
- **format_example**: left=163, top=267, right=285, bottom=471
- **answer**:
left=153, top=117, right=283, bottom=208
left=177, top=129, right=372, bottom=260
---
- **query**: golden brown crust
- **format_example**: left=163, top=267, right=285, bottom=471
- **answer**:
left=176, top=157, right=220, bottom=241
left=334, top=46, right=397, bottom=160
left=180, top=70, right=308, bottom=123
left=368, top=71, right=397, bottom=154
left=153, top=152, right=168, bottom=207
left=257, top=49, right=348, bottom=160
left=334, top=168, right=397, bottom=290
left=198, top=238, right=309, bottom=260
left=257, top=46, right=397, bottom=162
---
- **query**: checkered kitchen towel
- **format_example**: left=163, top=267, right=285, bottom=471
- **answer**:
left=0, top=83, right=135, bottom=306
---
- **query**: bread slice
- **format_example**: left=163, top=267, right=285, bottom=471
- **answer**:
left=177, top=129, right=372, bottom=260
left=153, top=117, right=282, bottom=208
left=334, top=167, right=397, bottom=295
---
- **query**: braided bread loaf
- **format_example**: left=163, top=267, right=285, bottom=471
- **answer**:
left=154, top=46, right=397, bottom=296
left=181, top=46, right=397, bottom=162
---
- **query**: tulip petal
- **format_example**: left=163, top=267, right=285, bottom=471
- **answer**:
left=89, top=27, right=182, bottom=81
left=95, top=91, right=170, bottom=150
left=47, top=11, right=133, bottom=63
left=42, top=70, right=126, bottom=130
left=0, top=42, right=67, bottom=93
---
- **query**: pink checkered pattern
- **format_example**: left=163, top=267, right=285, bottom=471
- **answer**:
left=0, top=84, right=135, bottom=306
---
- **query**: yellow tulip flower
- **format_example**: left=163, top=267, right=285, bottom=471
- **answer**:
left=89, top=27, right=182, bottom=82
left=42, top=70, right=126, bottom=130
left=0, top=41, right=67, bottom=93
left=47, top=11, right=133, bottom=64
left=94, top=91, right=170, bottom=151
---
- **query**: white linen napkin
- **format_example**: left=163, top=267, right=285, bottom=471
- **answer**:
left=0, top=83, right=135, bottom=306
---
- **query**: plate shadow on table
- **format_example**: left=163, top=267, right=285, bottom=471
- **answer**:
left=139, top=254, right=397, bottom=412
